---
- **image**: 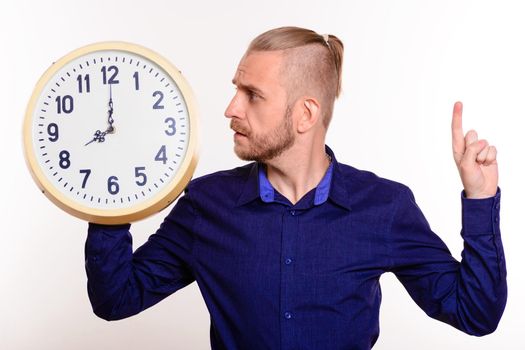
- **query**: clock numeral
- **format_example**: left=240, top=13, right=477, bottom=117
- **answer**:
left=107, top=176, right=120, bottom=195
left=56, top=95, right=74, bottom=114
left=133, top=71, right=140, bottom=90
left=155, top=145, right=167, bottom=164
left=47, top=123, right=59, bottom=142
left=164, top=117, right=176, bottom=136
left=77, top=74, right=91, bottom=93
left=58, top=150, right=71, bottom=169
left=152, top=91, right=164, bottom=109
left=101, top=65, right=119, bottom=85
left=135, top=166, right=147, bottom=186
left=79, top=169, right=91, bottom=188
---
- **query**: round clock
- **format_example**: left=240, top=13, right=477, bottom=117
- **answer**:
left=23, top=42, right=199, bottom=224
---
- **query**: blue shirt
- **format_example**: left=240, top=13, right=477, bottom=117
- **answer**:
left=85, top=146, right=507, bottom=350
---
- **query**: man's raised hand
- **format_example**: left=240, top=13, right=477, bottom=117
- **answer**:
left=452, top=101, right=498, bottom=199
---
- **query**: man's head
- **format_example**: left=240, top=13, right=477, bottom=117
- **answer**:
left=225, top=26, right=344, bottom=162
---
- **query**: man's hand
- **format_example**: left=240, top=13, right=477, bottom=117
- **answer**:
left=452, top=101, right=498, bottom=199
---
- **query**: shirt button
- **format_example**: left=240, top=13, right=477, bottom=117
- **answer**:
left=284, top=312, right=292, bottom=319
left=495, top=216, right=499, bottom=223
left=290, top=210, right=296, bottom=216
left=285, top=258, right=292, bottom=265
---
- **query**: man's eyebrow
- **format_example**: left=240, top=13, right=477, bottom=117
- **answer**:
left=232, top=79, right=264, bottom=95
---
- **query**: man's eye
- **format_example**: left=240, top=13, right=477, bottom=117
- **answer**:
left=248, top=91, right=259, bottom=101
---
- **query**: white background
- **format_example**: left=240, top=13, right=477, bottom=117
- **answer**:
left=1, top=0, right=523, bottom=349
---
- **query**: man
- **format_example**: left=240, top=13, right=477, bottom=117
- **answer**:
left=86, top=27, right=507, bottom=349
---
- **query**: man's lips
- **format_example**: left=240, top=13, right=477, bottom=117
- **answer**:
left=230, top=123, right=249, bottom=137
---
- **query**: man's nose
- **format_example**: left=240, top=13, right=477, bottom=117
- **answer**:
left=224, top=93, right=243, bottom=120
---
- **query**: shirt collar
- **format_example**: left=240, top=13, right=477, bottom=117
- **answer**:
left=258, top=160, right=334, bottom=206
left=235, top=145, right=351, bottom=211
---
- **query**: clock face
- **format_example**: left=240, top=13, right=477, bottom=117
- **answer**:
left=24, top=43, right=198, bottom=224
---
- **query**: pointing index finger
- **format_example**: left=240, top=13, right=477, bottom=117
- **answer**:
left=452, top=101, right=465, bottom=155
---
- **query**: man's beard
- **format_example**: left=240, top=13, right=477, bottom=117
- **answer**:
left=231, top=106, right=295, bottom=162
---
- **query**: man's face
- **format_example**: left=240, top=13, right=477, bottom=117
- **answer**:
left=225, top=51, right=295, bottom=162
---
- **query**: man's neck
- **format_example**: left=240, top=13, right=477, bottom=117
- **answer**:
left=264, top=143, right=330, bottom=205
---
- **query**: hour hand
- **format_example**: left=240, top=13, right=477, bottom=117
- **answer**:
left=84, top=130, right=106, bottom=146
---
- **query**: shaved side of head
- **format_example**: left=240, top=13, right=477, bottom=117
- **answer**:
left=247, top=26, right=344, bottom=127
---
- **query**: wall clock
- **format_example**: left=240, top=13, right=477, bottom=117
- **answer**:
left=23, top=42, right=199, bottom=224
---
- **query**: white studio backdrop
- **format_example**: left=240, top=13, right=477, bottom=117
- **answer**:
left=1, top=0, right=523, bottom=349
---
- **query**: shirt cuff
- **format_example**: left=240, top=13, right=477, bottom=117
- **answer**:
left=88, top=222, right=131, bottom=231
left=461, top=187, right=501, bottom=236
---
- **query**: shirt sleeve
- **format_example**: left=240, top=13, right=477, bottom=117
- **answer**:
left=85, top=190, right=197, bottom=321
left=387, top=186, right=507, bottom=336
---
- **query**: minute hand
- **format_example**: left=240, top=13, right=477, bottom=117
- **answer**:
left=107, top=84, right=115, bottom=133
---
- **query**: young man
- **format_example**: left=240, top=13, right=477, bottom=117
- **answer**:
left=86, top=27, right=507, bottom=349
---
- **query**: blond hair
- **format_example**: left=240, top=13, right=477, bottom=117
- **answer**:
left=247, top=26, right=344, bottom=127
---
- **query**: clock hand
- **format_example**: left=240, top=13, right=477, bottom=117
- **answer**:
left=84, top=129, right=107, bottom=146
left=107, top=84, right=115, bottom=133
left=85, top=85, right=116, bottom=146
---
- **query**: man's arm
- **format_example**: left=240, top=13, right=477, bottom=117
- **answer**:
left=85, top=191, right=197, bottom=320
left=388, top=102, right=506, bottom=335
left=388, top=186, right=506, bottom=335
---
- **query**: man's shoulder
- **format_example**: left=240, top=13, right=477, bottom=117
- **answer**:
left=190, top=163, right=254, bottom=185
left=336, top=161, right=410, bottom=198
left=185, top=163, right=256, bottom=198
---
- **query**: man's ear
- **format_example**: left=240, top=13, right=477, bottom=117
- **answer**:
left=297, top=97, right=321, bottom=133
